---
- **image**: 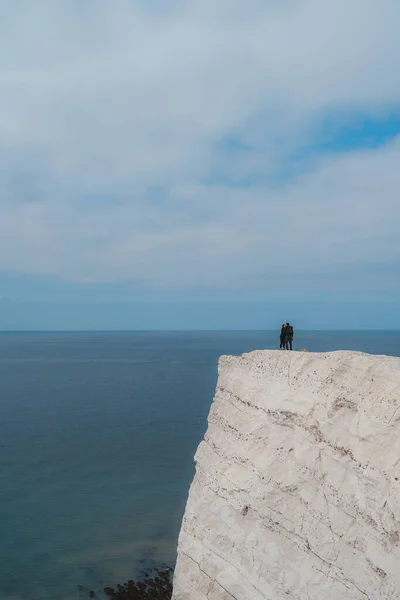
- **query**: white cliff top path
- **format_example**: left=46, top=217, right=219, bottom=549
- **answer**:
left=172, top=350, right=400, bottom=600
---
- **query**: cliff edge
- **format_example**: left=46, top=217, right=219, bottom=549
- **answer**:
left=172, top=350, right=400, bottom=600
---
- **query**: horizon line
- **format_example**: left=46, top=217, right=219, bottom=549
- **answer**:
left=0, top=329, right=399, bottom=334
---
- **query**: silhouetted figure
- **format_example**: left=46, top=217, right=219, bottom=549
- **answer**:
left=285, top=323, right=294, bottom=350
left=280, top=324, right=287, bottom=349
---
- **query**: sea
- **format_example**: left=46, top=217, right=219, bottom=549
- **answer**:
left=1, top=331, right=400, bottom=600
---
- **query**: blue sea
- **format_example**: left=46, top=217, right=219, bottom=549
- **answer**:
left=1, top=331, right=400, bottom=600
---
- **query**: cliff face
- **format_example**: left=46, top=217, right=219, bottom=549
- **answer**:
left=172, top=350, right=400, bottom=600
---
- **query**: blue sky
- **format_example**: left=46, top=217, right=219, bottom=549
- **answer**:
left=0, top=0, right=399, bottom=330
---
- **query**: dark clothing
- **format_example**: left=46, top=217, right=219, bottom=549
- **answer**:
left=285, top=325, right=294, bottom=350
left=279, top=326, right=287, bottom=349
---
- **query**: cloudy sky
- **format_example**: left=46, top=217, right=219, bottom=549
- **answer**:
left=0, top=0, right=399, bottom=329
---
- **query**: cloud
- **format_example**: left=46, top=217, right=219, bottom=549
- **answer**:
left=0, top=0, right=399, bottom=294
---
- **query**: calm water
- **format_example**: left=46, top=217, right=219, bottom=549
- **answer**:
left=1, top=331, right=399, bottom=600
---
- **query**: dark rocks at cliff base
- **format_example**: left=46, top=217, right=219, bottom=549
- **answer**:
left=104, top=568, right=173, bottom=600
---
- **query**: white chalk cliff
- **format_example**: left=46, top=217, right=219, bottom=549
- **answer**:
left=172, top=350, right=400, bottom=600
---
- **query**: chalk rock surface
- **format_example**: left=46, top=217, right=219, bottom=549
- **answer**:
left=172, top=350, right=400, bottom=600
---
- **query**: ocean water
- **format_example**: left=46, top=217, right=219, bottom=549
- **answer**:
left=1, top=331, right=399, bottom=600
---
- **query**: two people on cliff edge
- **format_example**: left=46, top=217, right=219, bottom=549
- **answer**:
left=280, top=323, right=294, bottom=351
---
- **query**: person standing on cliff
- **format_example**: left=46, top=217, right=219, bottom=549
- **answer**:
left=285, top=323, right=294, bottom=350
left=280, top=324, right=287, bottom=349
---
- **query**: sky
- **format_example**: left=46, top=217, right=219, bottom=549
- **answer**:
left=0, top=0, right=399, bottom=330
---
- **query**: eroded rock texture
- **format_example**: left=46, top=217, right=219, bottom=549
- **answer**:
left=172, top=350, right=400, bottom=600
